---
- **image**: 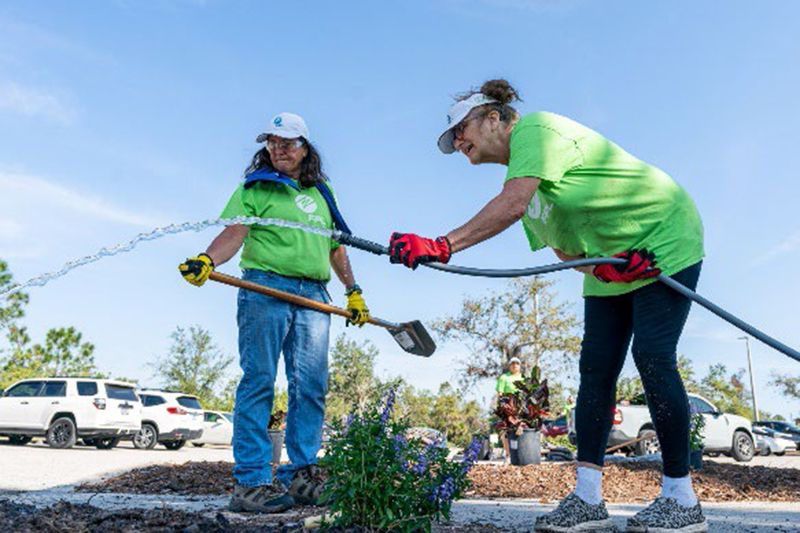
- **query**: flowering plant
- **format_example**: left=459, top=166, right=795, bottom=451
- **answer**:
left=495, top=365, right=550, bottom=435
left=319, top=390, right=480, bottom=532
left=689, top=408, right=706, bottom=451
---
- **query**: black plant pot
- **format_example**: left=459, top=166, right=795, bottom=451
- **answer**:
left=508, top=429, right=541, bottom=466
left=268, top=428, right=285, bottom=466
left=474, top=434, right=491, bottom=461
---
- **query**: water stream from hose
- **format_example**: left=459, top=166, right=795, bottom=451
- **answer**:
left=0, top=217, right=336, bottom=300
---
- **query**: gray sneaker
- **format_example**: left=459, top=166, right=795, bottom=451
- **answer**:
left=626, top=497, right=708, bottom=533
left=534, top=493, right=614, bottom=532
left=288, top=464, right=328, bottom=505
left=228, top=483, right=295, bottom=513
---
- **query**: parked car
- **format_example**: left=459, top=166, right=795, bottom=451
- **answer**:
left=133, top=390, right=203, bottom=450
left=192, top=410, right=233, bottom=447
left=567, top=393, right=756, bottom=461
left=752, top=425, right=797, bottom=456
left=543, top=415, right=569, bottom=438
left=0, top=378, right=141, bottom=449
left=753, top=420, right=800, bottom=447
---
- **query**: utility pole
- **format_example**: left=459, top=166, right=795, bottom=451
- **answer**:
left=739, top=336, right=759, bottom=422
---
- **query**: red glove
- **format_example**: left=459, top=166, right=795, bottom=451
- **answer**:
left=593, top=249, right=662, bottom=283
left=389, top=232, right=451, bottom=270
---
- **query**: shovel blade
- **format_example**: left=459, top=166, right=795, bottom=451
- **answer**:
left=388, top=320, right=436, bottom=357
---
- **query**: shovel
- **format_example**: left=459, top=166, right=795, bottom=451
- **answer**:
left=208, top=271, right=436, bottom=357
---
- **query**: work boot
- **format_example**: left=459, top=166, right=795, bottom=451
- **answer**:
left=228, top=483, right=295, bottom=513
left=626, top=497, right=708, bottom=532
left=288, top=464, right=328, bottom=506
left=534, top=493, right=614, bottom=532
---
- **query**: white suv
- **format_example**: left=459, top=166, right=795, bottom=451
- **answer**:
left=133, top=390, right=204, bottom=450
left=0, top=378, right=141, bottom=449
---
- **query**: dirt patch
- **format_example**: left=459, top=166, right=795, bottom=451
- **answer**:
left=81, top=460, right=800, bottom=504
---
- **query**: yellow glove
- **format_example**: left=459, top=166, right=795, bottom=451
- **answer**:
left=178, top=253, right=214, bottom=286
left=345, top=285, right=370, bottom=327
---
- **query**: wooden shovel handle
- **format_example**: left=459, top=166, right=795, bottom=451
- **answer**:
left=208, top=271, right=387, bottom=328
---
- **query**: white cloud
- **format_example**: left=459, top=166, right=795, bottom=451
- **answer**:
left=0, top=171, right=165, bottom=228
left=755, top=230, right=800, bottom=265
left=0, top=82, right=76, bottom=123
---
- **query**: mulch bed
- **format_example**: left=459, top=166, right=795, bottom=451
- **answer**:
left=80, top=460, right=800, bottom=504
left=467, top=461, right=800, bottom=503
left=0, top=499, right=289, bottom=532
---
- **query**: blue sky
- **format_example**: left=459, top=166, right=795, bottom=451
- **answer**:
left=1, top=1, right=799, bottom=419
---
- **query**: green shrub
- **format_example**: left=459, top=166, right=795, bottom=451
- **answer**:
left=320, top=390, right=481, bottom=532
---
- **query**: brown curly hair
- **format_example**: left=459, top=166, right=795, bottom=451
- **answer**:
left=457, top=78, right=522, bottom=123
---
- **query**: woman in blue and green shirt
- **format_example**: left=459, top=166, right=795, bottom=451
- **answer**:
left=388, top=80, right=707, bottom=533
left=179, top=113, right=369, bottom=514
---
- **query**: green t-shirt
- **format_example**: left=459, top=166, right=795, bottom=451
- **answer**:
left=220, top=180, right=339, bottom=281
left=506, top=112, right=704, bottom=297
left=496, top=373, right=523, bottom=394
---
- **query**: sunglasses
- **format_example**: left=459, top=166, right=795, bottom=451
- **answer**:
left=266, top=138, right=304, bottom=151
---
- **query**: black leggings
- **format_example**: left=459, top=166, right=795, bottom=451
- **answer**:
left=576, top=262, right=702, bottom=478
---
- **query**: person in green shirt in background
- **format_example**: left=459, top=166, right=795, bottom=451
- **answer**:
left=495, top=357, right=523, bottom=463
left=388, top=80, right=706, bottom=532
left=179, top=113, right=369, bottom=514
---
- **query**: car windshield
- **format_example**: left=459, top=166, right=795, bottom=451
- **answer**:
left=177, top=396, right=202, bottom=409
left=222, top=413, right=234, bottom=423
left=106, top=384, right=138, bottom=401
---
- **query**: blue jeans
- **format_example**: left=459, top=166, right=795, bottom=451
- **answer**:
left=576, top=262, right=702, bottom=478
left=232, top=269, right=331, bottom=487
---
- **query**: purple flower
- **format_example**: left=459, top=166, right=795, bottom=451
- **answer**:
left=461, top=437, right=482, bottom=472
left=411, top=453, right=429, bottom=475
left=380, top=389, right=396, bottom=425
left=430, top=476, right=457, bottom=508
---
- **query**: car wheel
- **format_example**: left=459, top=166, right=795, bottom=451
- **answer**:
left=94, top=437, right=121, bottom=450
left=635, top=429, right=661, bottom=456
left=191, top=442, right=205, bottom=448
left=731, top=430, right=755, bottom=462
left=46, top=417, right=77, bottom=449
left=163, top=439, right=186, bottom=451
left=133, top=423, right=158, bottom=450
left=774, top=451, right=785, bottom=456
left=8, top=435, right=32, bottom=446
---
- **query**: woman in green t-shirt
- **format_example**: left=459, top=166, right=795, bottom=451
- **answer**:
left=178, top=113, right=369, bottom=515
left=388, top=80, right=706, bottom=533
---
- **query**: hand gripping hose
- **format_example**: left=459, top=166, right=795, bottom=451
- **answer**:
left=335, top=232, right=800, bottom=364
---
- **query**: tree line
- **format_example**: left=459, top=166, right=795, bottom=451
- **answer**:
left=2, top=259, right=799, bottom=437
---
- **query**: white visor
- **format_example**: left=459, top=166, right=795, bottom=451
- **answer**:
left=437, top=93, right=499, bottom=154
left=256, top=112, right=309, bottom=143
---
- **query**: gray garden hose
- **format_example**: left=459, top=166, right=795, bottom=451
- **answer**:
left=335, top=232, right=800, bottom=364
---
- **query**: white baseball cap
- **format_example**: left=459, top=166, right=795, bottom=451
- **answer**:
left=437, top=93, right=499, bottom=154
left=508, top=357, right=522, bottom=365
left=256, top=112, right=309, bottom=143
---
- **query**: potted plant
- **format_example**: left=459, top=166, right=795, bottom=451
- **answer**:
left=689, top=409, right=706, bottom=470
left=268, top=409, right=286, bottom=467
left=495, top=366, right=550, bottom=465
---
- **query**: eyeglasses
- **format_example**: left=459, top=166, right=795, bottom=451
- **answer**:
left=266, top=138, right=304, bottom=151
left=453, top=116, right=479, bottom=139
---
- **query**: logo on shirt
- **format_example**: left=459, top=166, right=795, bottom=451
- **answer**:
left=295, top=194, right=318, bottom=214
left=527, top=192, right=554, bottom=224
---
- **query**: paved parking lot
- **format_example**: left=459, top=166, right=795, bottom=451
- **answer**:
left=0, top=438, right=233, bottom=491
